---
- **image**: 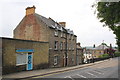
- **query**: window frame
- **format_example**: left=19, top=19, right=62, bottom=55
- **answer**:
left=54, top=41, right=58, bottom=50
left=60, top=42, right=63, bottom=50
left=54, top=56, right=58, bottom=65
left=54, top=30, right=58, bottom=37
left=16, top=53, right=28, bottom=66
left=61, top=32, right=63, bottom=38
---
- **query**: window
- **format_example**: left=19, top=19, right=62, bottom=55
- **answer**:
left=63, top=33, right=66, bottom=38
left=64, top=42, right=66, bottom=50
left=69, top=43, right=71, bottom=50
left=16, top=53, right=27, bottom=66
left=54, top=30, right=58, bottom=36
left=72, top=48, right=74, bottom=50
left=73, top=36, right=75, bottom=41
left=71, top=35, right=73, bottom=40
left=60, top=42, right=63, bottom=50
left=61, top=32, right=63, bottom=37
left=71, top=43, right=74, bottom=50
left=55, top=41, right=58, bottom=50
left=54, top=56, right=58, bottom=65
left=69, top=34, right=71, bottom=40
left=72, top=55, right=74, bottom=63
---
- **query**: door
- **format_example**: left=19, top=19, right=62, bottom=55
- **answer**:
left=27, top=53, right=33, bottom=70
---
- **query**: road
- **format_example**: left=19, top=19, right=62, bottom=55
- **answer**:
left=28, top=57, right=119, bottom=80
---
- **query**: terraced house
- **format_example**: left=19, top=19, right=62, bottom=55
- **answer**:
left=14, top=6, right=77, bottom=68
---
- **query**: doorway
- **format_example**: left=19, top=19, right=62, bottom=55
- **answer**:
left=27, top=53, right=33, bottom=70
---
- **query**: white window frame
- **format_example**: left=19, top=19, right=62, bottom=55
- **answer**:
left=16, top=53, right=28, bottom=66
left=54, top=56, right=58, bottom=65
left=64, top=33, right=66, bottom=38
left=69, top=34, right=71, bottom=39
left=60, top=42, right=63, bottom=50
left=73, top=48, right=74, bottom=50
left=61, top=32, right=63, bottom=37
left=55, top=41, right=58, bottom=50
left=64, top=42, right=66, bottom=50
left=54, top=30, right=58, bottom=36
left=73, top=36, right=75, bottom=41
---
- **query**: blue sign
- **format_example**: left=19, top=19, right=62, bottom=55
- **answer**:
left=16, top=49, right=34, bottom=53
left=27, top=54, right=33, bottom=70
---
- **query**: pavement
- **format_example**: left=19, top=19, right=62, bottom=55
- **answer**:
left=2, top=59, right=111, bottom=79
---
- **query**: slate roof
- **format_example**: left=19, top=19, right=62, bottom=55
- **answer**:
left=85, top=43, right=109, bottom=50
left=34, top=13, right=75, bottom=35
left=77, top=45, right=82, bottom=49
left=96, top=43, right=109, bottom=50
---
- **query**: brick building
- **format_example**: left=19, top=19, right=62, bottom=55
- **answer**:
left=14, top=6, right=77, bottom=67
left=1, top=37, right=49, bottom=74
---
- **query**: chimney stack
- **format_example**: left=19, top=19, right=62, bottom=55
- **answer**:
left=110, top=43, right=112, bottom=49
left=59, top=22, right=66, bottom=27
left=93, top=44, right=95, bottom=48
left=26, top=5, right=36, bottom=16
left=77, top=43, right=81, bottom=47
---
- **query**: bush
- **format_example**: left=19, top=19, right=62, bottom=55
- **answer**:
left=114, top=52, right=120, bottom=57
left=99, top=53, right=109, bottom=58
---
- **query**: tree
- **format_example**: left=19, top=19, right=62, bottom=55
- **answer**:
left=93, top=2, right=120, bottom=51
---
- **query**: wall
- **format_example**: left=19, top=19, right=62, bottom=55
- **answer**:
left=67, top=34, right=77, bottom=66
left=48, top=28, right=66, bottom=67
left=0, top=38, right=2, bottom=76
left=76, top=48, right=83, bottom=65
left=92, top=50, right=104, bottom=58
left=13, top=11, right=77, bottom=68
left=2, top=37, right=49, bottom=74
left=14, top=14, right=50, bottom=42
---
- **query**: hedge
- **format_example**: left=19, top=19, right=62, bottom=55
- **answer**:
left=114, top=52, right=120, bottom=57
left=99, top=53, right=109, bottom=58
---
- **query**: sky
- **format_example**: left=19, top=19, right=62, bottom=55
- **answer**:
left=0, top=0, right=117, bottom=47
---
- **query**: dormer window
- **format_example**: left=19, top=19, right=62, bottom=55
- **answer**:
left=73, top=36, right=75, bottom=41
left=54, top=30, right=58, bottom=37
left=69, top=34, right=71, bottom=40
left=55, top=23, right=57, bottom=27
left=71, top=35, right=73, bottom=40
left=63, top=33, right=66, bottom=38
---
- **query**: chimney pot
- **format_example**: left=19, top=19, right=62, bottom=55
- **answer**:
left=59, top=22, right=66, bottom=27
left=77, top=43, right=81, bottom=46
left=93, top=44, right=95, bottom=48
left=26, top=5, right=36, bottom=16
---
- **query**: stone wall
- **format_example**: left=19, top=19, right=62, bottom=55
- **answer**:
left=2, top=37, right=49, bottom=74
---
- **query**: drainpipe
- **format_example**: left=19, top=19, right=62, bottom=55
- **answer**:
left=76, top=48, right=78, bottom=65
left=65, top=29, right=68, bottom=67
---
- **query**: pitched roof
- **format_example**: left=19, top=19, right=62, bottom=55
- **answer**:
left=85, top=43, right=109, bottom=50
left=96, top=43, right=109, bottom=50
left=34, top=13, right=75, bottom=35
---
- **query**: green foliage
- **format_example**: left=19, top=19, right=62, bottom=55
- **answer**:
left=99, top=53, right=109, bottom=58
left=95, top=2, right=120, bottom=51
left=114, top=52, right=120, bottom=57
left=101, top=43, right=108, bottom=47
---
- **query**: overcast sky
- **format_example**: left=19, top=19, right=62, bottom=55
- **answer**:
left=0, top=0, right=116, bottom=47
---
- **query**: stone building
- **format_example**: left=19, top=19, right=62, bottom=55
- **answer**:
left=14, top=6, right=77, bottom=67
left=84, top=43, right=109, bottom=60
left=1, top=37, right=49, bottom=74
left=90, top=43, right=109, bottom=58
left=76, top=43, right=83, bottom=65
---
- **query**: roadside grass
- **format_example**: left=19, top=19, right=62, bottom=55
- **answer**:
left=99, top=53, right=109, bottom=58
left=114, top=52, right=120, bottom=57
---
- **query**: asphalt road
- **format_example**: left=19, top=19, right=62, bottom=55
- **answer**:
left=30, top=57, right=119, bottom=80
